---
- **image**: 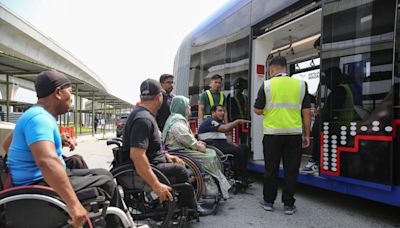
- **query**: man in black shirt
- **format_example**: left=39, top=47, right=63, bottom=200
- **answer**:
left=156, top=74, right=175, bottom=131
left=122, top=79, right=205, bottom=215
left=254, top=56, right=311, bottom=215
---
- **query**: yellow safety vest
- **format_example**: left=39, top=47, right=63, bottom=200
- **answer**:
left=204, top=90, right=224, bottom=118
left=263, top=76, right=306, bottom=135
left=337, top=84, right=354, bottom=123
left=320, top=84, right=354, bottom=123
left=233, top=94, right=248, bottom=119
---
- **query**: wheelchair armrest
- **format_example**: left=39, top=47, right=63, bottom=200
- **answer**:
left=112, top=138, right=123, bottom=143
left=170, top=182, right=192, bottom=189
left=220, top=154, right=234, bottom=162
left=106, top=140, right=121, bottom=148
left=76, top=187, right=106, bottom=207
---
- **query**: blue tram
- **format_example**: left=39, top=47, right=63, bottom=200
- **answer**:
left=173, top=0, right=400, bottom=206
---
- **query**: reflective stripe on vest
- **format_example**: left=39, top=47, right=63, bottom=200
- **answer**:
left=206, top=90, right=224, bottom=107
left=233, top=95, right=248, bottom=118
left=263, top=76, right=306, bottom=135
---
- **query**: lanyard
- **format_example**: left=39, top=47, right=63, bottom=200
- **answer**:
left=274, top=72, right=289, bottom=77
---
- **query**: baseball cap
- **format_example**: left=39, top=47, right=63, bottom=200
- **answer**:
left=35, top=71, right=71, bottom=99
left=140, top=79, right=162, bottom=97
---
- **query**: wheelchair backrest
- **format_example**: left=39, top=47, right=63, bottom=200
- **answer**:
left=0, top=155, right=12, bottom=190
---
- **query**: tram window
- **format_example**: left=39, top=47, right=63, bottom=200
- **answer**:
left=292, top=57, right=320, bottom=96
left=321, top=0, right=396, bottom=122
left=292, top=69, right=320, bottom=96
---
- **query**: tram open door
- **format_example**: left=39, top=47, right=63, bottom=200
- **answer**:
left=251, top=0, right=400, bottom=192
left=250, top=4, right=322, bottom=166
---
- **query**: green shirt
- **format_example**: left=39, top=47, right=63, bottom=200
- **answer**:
left=199, top=90, right=226, bottom=116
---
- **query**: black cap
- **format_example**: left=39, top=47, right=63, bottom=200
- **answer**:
left=233, top=78, right=247, bottom=89
left=140, top=79, right=162, bottom=97
left=35, top=71, right=71, bottom=99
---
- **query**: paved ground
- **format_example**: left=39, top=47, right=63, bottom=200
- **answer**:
left=69, top=136, right=400, bottom=228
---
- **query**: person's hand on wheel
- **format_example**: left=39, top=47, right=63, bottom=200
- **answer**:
left=152, top=182, right=173, bottom=203
left=165, top=153, right=185, bottom=165
left=67, top=203, right=87, bottom=228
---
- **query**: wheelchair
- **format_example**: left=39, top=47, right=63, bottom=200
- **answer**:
left=167, top=146, right=228, bottom=215
left=0, top=159, right=137, bottom=228
left=204, top=144, right=251, bottom=195
left=107, top=139, right=200, bottom=227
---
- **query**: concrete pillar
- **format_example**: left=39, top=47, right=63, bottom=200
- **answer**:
left=103, top=97, right=106, bottom=137
left=74, top=84, right=78, bottom=137
left=92, top=92, right=95, bottom=136
left=113, top=101, right=116, bottom=133
left=79, top=96, right=82, bottom=134
left=6, top=75, right=9, bottom=122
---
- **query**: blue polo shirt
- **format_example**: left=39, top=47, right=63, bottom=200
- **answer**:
left=7, top=105, right=65, bottom=186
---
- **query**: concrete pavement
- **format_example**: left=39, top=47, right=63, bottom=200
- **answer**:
left=69, top=138, right=400, bottom=228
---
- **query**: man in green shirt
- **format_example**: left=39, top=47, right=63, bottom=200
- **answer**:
left=198, top=74, right=228, bottom=124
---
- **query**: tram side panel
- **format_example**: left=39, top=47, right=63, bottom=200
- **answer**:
left=319, top=0, right=397, bottom=187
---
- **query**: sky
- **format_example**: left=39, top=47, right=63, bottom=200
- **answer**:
left=0, top=0, right=229, bottom=104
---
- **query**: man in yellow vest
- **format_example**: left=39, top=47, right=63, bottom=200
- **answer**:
left=254, top=56, right=311, bottom=215
left=198, top=74, right=228, bottom=124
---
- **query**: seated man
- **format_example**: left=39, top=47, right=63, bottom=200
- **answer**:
left=198, top=104, right=251, bottom=184
left=6, top=71, right=123, bottom=228
left=121, top=79, right=208, bottom=215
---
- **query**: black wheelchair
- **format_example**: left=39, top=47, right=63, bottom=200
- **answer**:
left=204, top=144, right=251, bottom=195
left=0, top=161, right=138, bottom=228
left=107, top=139, right=201, bottom=227
left=166, top=145, right=228, bottom=215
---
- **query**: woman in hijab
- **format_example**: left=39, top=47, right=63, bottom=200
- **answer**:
left=162, top=95, right=230, bottom=199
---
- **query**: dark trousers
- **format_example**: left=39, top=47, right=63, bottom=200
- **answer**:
left=208, top=141, right=249, bottom=178
left=156, top=163, right=196, bottom=209
left=34, top=169, right=124, bottom=227
left=67, top=168, right=122, bottom=209
left=63, top=155, right=89, bottom=169
left=263, top=135, right=302, bottom=206
left=311, top=116, right=320, bottom=163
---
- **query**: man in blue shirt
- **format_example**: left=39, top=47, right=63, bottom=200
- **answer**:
left=198, top=104, right=250, bottom=184
left=7, top=71, right=122, bottom=228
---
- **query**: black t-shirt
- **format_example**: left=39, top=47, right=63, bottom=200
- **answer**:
left=122, top=106, right=166, bottom=165
left=253, top=77, right=311, bottom=110
left=156, top=91, right=174, bottom=131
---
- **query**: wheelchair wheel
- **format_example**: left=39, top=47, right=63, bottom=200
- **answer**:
left=172, top=153, right=205, bottom=201
left=205, top=145, right=225, bottom=172
left=206, top=145, right=236, bottom=181
left=0, top=186, right=92, bottom=228
left=111, top=163, right=174, bottom=228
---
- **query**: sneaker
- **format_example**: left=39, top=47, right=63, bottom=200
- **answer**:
left=301, top=160, right=319, bottom=174
left=284, top=205, right=297, bottom=215
left=260, top=200, right=273, bottom=211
